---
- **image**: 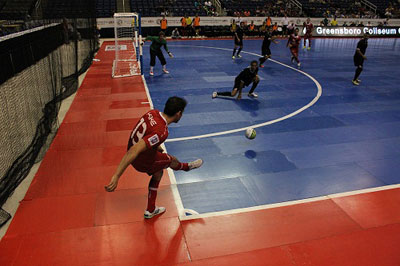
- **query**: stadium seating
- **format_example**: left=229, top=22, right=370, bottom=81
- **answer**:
left=130, top=0, right=207, bottom=17
left=0, top=0, right=37, bottom=20
left=96, top=0, right=116, bottom=18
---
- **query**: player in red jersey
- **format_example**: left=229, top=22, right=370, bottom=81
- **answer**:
left=303, top=18, right=313, bottom=50
left=287, top=28, right=301, bottom=67
left=105, top=97, right=203, bottom=219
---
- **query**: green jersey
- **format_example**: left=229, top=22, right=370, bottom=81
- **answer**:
left=145, top=36, right=169, bottom=52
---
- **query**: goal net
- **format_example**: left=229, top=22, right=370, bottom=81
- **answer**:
left=112, top=13, right=142, bottom=78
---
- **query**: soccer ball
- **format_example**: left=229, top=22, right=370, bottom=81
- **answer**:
left=245, top=128, right=256, bottom=139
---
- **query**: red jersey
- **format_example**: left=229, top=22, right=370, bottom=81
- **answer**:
left=127, top=109, right=168, bottom=163
left=289, top=34, right=301, bottom=49
left=303, top=22, right=313, bottom=35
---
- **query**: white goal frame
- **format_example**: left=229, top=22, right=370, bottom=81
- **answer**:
left=112, top=12, right=143, bottom=78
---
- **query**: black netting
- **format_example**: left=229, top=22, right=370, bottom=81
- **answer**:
left=0, top=1, right=98, bottom=227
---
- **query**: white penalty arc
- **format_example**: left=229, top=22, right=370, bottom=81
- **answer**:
left=165, top=44, right=323, bottom=143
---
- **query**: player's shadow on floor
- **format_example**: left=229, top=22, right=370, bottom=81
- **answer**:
left=216, top=97, right=260, bottom=117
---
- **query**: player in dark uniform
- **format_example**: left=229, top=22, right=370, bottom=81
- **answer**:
left=105, top=97, right=203, bottom=219
left=259, top=27, right=278, bottom=68
left=212, top=60, right=260, bottom=99
left=287, top=28, right=301, bottom=67
left=352, top=33, right=369, bottom=86
left=232, top=22, right=245, bottom=59
left=303, top=18, right=313, bottom=50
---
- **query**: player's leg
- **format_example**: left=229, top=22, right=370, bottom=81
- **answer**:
left=149, top=49, right=156, bottom=76
left=213, top=78, right=242, bottom=98
left=308, top=36, right=312, bottom=50
left=144, top=170, right=165, bottom=219
left=236, top=43, right=243, bottom=57
left=352, top=56, right=363, bottom=85
left=232, top=44, right=237, bottom=58
left=353, top=65, right=363, bottom=85
left=156, top=50, right=169, bottom=74
left=248, top=76, right=260, bottom=98
left=303, top=36, right=307, bottom=49
left=169, top=155, right=203, bottom=171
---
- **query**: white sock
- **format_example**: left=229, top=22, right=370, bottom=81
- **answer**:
left=150, top=67, right=154, bottom=71
left=162, top=65, right=166, bottom=70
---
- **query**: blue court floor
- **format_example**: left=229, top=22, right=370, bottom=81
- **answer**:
left=144, top=38, right=400, bottom=214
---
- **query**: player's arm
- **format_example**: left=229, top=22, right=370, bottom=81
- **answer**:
left=105, top=139, right=148, bottom=192
left=163, top=42, right=173, bottom=57
left=157, top=145, right=164, bottom=153
left=356, top=48, right=366, bottom=59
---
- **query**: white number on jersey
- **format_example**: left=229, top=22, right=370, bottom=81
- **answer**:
left=130, top=117, right=147, bottom=145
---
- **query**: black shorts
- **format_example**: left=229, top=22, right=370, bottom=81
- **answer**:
left=234, top=77, right=250, bottom=89
left=234, top=38, right=243, bottom=46
left=262, top=45, right=271, bottom=56
left=354, top=55, right=364, bottom=67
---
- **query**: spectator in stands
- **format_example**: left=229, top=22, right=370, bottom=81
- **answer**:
left=358, top=21, right=364, bottom=26
left=367, top=21, right=372, bottom=26
left=181, top=15, right=188, bottom=37
left=266, top=16, right=272, bottom=27
left=384, top=18, right=389, bottom=25
left=350, top=21, right=356, bottom=26
left=342, top=21, right=348, bottom=26
left=185, top=16, right=193, bottom=38
left=323, top=16, right=329, bottom=26
left=272, top=22, right=278, bottom=36
left=230, top=19, right=237, bottom=32
left=160, top=16, right=168, bottom=34
left=172, top=28, right=181, bottom=39
left=282, top=14, right=289, bottom=36
left=331, top=16, right=338, bottom=26
left=244, top=10, right=251, bottom=17
left=193, top=15, right=201, bottom=36
left=287, top=22, right=295, bottom=35
left=248, top=21, right=255, bottom=35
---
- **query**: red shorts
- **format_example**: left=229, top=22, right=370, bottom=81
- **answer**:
left=290, top=47, right=299, bottom=56
left=131, top=152, right=172, bottom=175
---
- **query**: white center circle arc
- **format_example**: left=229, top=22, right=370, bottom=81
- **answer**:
left=164, top=44, right=323, bottom=143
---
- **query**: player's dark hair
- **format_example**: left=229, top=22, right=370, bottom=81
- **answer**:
left=159, top=31, right=165, bottom=37
left=164, top=96, right=187, bottom=116
left=250, top=60, right=258, bottom=65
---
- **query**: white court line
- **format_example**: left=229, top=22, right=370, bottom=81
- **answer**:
left=141, top=75, right=186, bottom=217
left=165, top=44, right=323, bottom=143
left=159, top=44, right=400, bottom=221
left=180, top=184, right=400, bottom=221
left=163, top=44, right=324, bottom=220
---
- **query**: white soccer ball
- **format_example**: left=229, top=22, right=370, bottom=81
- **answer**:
left=245, top=128, right=256, bottom=139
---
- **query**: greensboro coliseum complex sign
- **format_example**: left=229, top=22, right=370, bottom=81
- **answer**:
left=313, top=26, right=400, bottom=37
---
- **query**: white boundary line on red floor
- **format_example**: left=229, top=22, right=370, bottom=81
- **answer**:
left=180, top=183, right=400, bottom=221
left=141, top=75, right=186, bottom=217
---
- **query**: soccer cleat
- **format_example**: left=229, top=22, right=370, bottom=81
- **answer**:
left=149, top=70, right=154, bottom=76
left=144, top=206, right=166, bottom=219
left=259, top=64, right=264, bottom=68
left=307, top=47, right=311, bottom=50
left=212, top=92, right=217, bottom=99
left=163, top=69, right=169, bottom=74
left=248, top=92, right=258, bottom=98
left=297, top=62, right=301, bottom=67
left=356, top=79, right=361, bottom=83
left=237, top=54, right=242, bottom=58
left=352, top=80, right=360, bottom=86
left=232, top=55, right=235, bottom=59
left=303, top=46, right=306, bottom=49
left=188, top=159, right=203, bottom=170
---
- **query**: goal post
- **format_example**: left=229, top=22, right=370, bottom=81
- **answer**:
left=112, top=12, right=143, bottom=78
